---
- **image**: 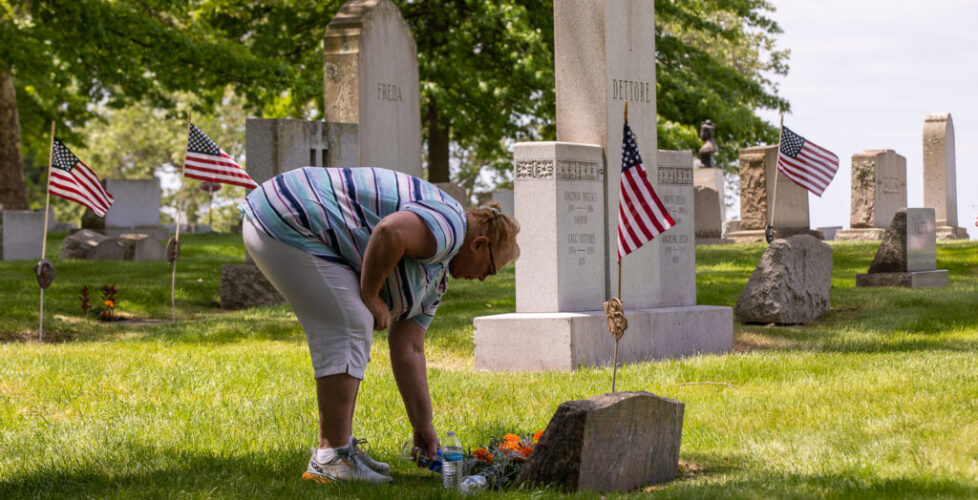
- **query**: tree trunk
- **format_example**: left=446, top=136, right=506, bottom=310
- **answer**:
left=426, top=99, right=450, bottom=183
left=0, top=71, right=28, bottom=210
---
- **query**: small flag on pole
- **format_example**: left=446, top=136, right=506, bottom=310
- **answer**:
left=50, top=139, right=114, bottom=216
left=616, top=119, right=675, bottom=259
left=184, top=124, right=258, bottom=189
left=777, top=126, right=840, bottom=197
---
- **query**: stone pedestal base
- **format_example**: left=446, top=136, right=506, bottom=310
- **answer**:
left=936, top=226, right=969, bottom=241
left=856, top=270, right=949, bottom=288
left=725, top=228, right=822, bottom=244
left=104, top=226, right=170, bottom=241
left=220, top=263, right=285, bottom=309
left=473, top=306, right=732, bottom=372
left=835, top=228, right=886, bottom=241
left=695, top=237, right=733, bottom=245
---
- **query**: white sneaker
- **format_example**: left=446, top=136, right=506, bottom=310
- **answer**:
left=301, top=447, right=393, bottom=484
left=351, top=437, right=392, bottom=476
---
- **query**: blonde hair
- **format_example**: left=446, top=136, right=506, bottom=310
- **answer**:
left=467, top=201, right=520, bottom=262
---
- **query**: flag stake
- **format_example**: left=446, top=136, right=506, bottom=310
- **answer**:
left=38, top=121, right=55, bottom=342
left=767, top=115, right=785, bottom=243
left=171, top=114, right=192, bottom=322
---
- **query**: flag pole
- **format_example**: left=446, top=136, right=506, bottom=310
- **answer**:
left=38, top=121, right=55, bottom=342
left=611, top=102, right=629, bottom=393
left=767, top=115, right=785, bottom=243
left=171, top=114, right=191, bottom=322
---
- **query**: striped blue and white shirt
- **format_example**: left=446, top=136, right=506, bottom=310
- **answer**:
left=240, top=167, right=466, bottom=330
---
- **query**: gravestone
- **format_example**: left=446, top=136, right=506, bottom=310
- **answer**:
left=59, top=229, right=110, bottom=260
left=515, top=391, right=683, bottom=492
left=726, top=145, right=813, bottom=243
left=102, top=179, right=167, bottom=240
left=433, top=182, right=467, bottom=207
left=856, top=208, right=948, bottom=288
left=694, top=185, right=723, bottom=242
left=736, top=234, right=832, bottom=324
left=922, top=113, right=968, bottom=240
left=490, top=189, right=514, bottom=216
left=0, top=210, right=43, bottom=260
left=324, top=0, right=422, bottom=177
left=474, top=0, right=732, bottom=372
left=693, top=166, right=726, bottom=222
left=244, top=119, right=358, bottom=185
left=835, top=149, right=906, bottom=241
left=817, top=226, right=842, bottom=241
left=223, top=119, right=358, bottom=309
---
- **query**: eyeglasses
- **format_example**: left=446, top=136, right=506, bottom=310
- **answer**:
left=486, top=238, right=497, bottom=276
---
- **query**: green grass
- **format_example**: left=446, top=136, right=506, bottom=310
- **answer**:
left=2, top=233, right=977, bottom=498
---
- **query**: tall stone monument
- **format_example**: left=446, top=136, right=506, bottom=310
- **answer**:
left=725, top=145, right=812, bottom=243
left=244, top=119, right=358, bottom=185
left=835, top=149, right=907, bottom=241
left=324, top=0, right=422, bottom=177
left=473, top=0, right=732, bottom=372
left=922, top=113, right=968, bottom=240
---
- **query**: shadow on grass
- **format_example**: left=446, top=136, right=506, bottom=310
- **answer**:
left=0, top=448, right=472, bottom=500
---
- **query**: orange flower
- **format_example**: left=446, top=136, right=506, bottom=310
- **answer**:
left=519, top=445, right=533, bottom=458
left=474, top=448, right=494, bottom=464
left=532, top=430, right=544, bottom=444
left=499, top=434, right=523, bottom=452
left=104, top=299, right=115, bottom=308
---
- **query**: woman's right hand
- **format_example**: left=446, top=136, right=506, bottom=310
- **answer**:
left=412, top=425, right=440, bottom=467
left=362, top=294, right=391, bottom=331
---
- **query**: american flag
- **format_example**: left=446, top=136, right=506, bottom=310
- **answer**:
left=777, top=126, right=839, bottom=197
left=616, top=119, right=675, bottom=260
left=49, top=139, right=114, bottom=217
left=184, top=124, right=258, bottom=189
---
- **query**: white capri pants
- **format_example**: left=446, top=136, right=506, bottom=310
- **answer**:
left=242, top=215, right=374, bottom=380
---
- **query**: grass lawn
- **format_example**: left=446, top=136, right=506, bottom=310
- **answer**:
left=1, top=233, right=977, bottom=498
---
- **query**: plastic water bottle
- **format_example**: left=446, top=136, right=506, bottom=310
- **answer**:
left=442, top=431, right=464, bottom=489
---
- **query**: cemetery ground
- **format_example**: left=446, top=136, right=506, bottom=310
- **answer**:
left=1, top=234, right=977, bottom=499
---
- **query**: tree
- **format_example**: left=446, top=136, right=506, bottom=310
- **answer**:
left=655, top=0, right=790, bottom=170
left=0, top=0, right=294, bottom=209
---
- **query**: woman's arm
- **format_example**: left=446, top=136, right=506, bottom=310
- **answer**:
left=360, top=211, right=436, bottom=330
left=389, top=317, right=439, bottom=461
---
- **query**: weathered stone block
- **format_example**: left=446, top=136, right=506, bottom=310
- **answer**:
left=59, top=229, right=111, bottom=260
left=736, top=234, right=832, bottom=324
left=849, top=149, right=906, bottom=229
left=220, top=263, right=285, bottom=309
left=515, top=391, right=684, bottom=492
left=90, top=239, right=126, bottom=261
left=117, top=233, right=166, bottom=261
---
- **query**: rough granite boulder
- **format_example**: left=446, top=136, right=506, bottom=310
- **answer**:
left=90, top=239, right=127, bottom=261
left=59, top=229, right=111, bottom=259
left=736, top=234, right=832, bottom=324
left=514, top=391, right=684, bottom=492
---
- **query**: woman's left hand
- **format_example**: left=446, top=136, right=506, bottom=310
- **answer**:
left=362, top=293, right=391, bottom=331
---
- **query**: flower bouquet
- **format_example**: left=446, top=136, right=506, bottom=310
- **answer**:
left=463, top=430, right=543, bottom=490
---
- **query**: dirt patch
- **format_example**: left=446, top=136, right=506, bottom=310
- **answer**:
left=640, top=460, right=708, bottom=492
left=734, top=332, right=797, bottom=352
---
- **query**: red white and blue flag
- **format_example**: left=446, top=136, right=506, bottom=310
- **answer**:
left=616, top=119, right=675, bottom=260
left=49, top=139, right=114, bottom=217
left=184, top=124, right=258, bottom=189
left=777, top=126, right=839, bottom=197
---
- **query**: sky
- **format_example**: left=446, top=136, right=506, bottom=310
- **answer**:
left=755, top=0, right=978, bottom=238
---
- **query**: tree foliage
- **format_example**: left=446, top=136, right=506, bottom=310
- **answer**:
left=2, top=0, right=789, bottom=210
